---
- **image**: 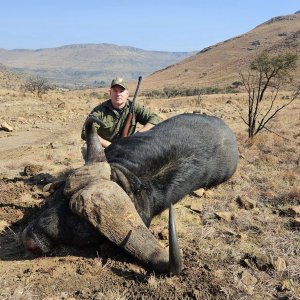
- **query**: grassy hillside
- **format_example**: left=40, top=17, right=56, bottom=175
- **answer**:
left=140, top=13, right=300, bottom=92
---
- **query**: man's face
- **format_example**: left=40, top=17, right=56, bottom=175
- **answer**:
left=110, top=85, right=129, bottom=109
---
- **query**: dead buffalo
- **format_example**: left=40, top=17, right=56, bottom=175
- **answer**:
left=22, top=113, right=238, bottom=275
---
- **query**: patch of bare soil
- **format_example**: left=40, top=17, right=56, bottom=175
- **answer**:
left=0, top=89, right=300, bottom=299
left=0, top=174, right=229, bottom=300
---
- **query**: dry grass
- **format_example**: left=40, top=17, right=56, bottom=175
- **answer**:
left=0, top=284, right=38, bottom=300
left=1, top=87, right=300, bottom=299
left=142, top=92, right=300, bottom=298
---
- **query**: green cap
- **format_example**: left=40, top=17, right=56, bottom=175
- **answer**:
left=110, top=77, right=128, bottom=90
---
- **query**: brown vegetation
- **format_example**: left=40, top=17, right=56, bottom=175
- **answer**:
left=0, top=86, right=299, bottom=299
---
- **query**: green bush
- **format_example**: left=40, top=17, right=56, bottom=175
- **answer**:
left=142, top=86, right=239, bottom=99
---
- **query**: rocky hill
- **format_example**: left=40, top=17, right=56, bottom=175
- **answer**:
left=0, top=44, right=193, bottom=88
left=0, top=12, right=299, bottom=92
left=141, top=12, right=300, bottom=92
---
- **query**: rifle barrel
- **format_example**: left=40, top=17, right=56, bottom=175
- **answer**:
left=130, top=76, right=142, bottom=113
left=121, top=76, right=142, bottom=137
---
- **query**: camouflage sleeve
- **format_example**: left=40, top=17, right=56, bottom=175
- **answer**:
left=134, top=102, right=162, bottom=125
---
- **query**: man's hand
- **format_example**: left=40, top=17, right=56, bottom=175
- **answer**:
left=99, top=136, right=111, bottom=148
left=138, top=123, right=155, bottom=133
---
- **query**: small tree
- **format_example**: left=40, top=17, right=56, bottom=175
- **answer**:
left=240, top=52, right=299, bottom=138
left=21, top=75, right=52, bottom=98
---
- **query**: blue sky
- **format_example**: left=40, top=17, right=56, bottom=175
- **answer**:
left=0, top=1, right=299, bottom=52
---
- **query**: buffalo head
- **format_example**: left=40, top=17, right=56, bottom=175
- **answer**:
left=22, top=116, right=182, bottom=275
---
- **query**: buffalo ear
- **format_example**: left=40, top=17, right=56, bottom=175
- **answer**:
left=84, top=116, right=106, bottom=164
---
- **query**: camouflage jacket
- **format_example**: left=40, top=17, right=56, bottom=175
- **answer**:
left=81, top=99, right=161, bottom=141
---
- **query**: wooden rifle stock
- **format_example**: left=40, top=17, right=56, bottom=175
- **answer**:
left=121, top=112, right=133, bottom=138
left=121, top=76, right=142, bottom=138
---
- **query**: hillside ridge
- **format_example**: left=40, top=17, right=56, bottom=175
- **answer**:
left=0, top=43, right=194, bottom=88
left=141, top=12, right=300, bottom=91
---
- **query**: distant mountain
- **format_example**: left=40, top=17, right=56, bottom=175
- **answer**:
left=141, top=12, right=300, bottom=92
left=0, top=44, right=194, bottom=88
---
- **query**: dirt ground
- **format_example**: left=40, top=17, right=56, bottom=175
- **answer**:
left=0, top=89, right=299, bottom=300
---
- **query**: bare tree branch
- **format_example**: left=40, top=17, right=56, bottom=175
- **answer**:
left=21, top=75, right=53, bottom=98
left=264, top=126, right=290, bottom=141
left=239, top=52, right=299, bottom=138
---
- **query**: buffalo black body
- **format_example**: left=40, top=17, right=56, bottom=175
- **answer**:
left=107, top=113, right=238, bottom=226
left=22, top=113, right=238, bottom=254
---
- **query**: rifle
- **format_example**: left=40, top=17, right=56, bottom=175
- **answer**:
left=121, top=76, right=142, bottom=138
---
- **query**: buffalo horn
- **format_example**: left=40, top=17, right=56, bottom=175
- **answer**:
left=84, top=116, right=106, bottom=164
left=169, top=204, right=183, bottom=275
left=69, top=180, right=182, bottom=274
